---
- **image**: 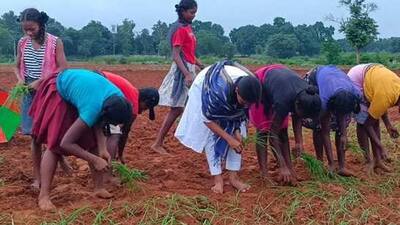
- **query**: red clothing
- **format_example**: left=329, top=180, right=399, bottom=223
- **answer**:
left=172, top=25, right=197, bottom=64
left=101, top=71, right=139, bottom=116
left=29, top=74, right=96, bottom=151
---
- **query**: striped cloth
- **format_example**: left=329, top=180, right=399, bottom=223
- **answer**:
left=23, top=37, right=57, bottom=80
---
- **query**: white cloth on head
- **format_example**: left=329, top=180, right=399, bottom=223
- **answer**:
left=109, top=124, right=122, bottom=135
left=174, top=65, right=249, bottom=175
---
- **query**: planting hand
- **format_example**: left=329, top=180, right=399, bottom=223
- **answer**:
left=93, top=157, right=109, bottom=172
left=99, top=149, right=111, bottom=164
left=228, top=136, right=243, bottom=154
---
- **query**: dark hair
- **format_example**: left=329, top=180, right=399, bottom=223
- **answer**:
left=296, top=86, right=321, bottom=118
left=19, top=8, right=49, bottom=44
left=236, top=76, right=262, bottom=104
left=175, top=0, right=197, bottom=21
left=139, top=88, right=160, bottom=120
left=328, top=91, right=361, bottom=115
left=102, top=95, right=133, bottom=126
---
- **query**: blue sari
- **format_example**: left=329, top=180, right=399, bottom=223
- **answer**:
left=201, top=60, right=248, bottom=163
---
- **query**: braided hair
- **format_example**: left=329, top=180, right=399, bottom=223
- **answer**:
left=19, top=8, right=49, bottom=45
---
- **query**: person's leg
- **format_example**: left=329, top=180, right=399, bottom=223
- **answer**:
left=370, top=122, right=391, bottom=172
left=226, top=148, right=250, bottom=192
left=151, top=107, right=184, bottom=154
left=255, top=130, right=269, bottom=177
left=357, top=124, right=371, bottom=163
left=204, top=140, right=224, bottom=193
left=313, top=130, right=324, bottom=161
left=335, top=132, right=354, bottom=176
left=38, top=149, right=59, bottom=211
left=279, top=129, right=297, bottom=185
left=88, top=148, right=113, bottom=198
left=31, top=138, right=42, bottom=189
left=105, top=134, right=122, bottom=186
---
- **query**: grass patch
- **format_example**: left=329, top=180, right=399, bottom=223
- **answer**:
left=91, top=203, right=116, bottom=225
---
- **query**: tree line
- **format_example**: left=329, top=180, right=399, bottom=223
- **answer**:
left=0, top=0, right=398, bottom=62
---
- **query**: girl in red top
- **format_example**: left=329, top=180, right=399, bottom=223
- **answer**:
left=152, top=0, right=204, bottom=154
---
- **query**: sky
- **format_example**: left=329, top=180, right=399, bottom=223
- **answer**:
left=1, top=0, right=399, bottom=38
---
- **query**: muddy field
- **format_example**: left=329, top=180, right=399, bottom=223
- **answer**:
left=1, top=64, right=400, bottom=225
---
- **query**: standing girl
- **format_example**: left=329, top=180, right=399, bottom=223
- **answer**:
left=175, top=61, right=261, bottom=193
left=152, top=0, right=204, bottom=154
left=249, top=65, right=321, bottom=185
left=15, top=8, right=68, bottom=189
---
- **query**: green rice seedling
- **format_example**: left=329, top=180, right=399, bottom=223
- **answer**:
left=123, top=203, right=141, bottom=218
left=40, top=207, right=89, bottom=225
left=358, top=207, right=378, bottom=225
left=112, top=161, right=147, bottom=189
left=92, top=203, right=116, bottom=225
left=243, top=133, right=268, bottom=148
left=375, top=177, right=400, bottom=197
left=301, top=153, right=331, bottom=181
left=283, top=198, right=301, bottom=225
left=139, top=197, right=164, bottom=224
left=328, top=188, right=364, bottom=224
left=253, top=193, right=278, bottom=224
left=8, top=85, right=31, bottom=101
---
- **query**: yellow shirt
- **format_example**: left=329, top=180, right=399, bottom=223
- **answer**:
left=364, top=65, right=400, bottom=119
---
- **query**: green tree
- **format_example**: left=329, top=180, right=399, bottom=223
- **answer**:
left=266, top=33, right=300, bottom=58
left=151, top=20, right=169, bottom=54
left=62, top=28, right=79, bottom=56
left=116, top=19, right=135, bottom=55
left=158, top=40, right=170, bottom=58
left=0, top=25, right=14, bottom=56
left=78, top=21, right=113, bottom=57
left=135, top=29, right=155, bottom=55
left=46, top=18, right=65, bottom=37
left=229, top=25, right=259, bottom=56
left=322, top=39, right=342, bottom=64
left=339, top=0, right=379, bottom=63
left=221, top=42, right=236, bottom=59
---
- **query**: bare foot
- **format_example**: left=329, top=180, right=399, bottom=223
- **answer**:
left=211, top=175, right=224, bottom=194
left=106, top=175, right=122, bottom=187
left=328, top=164, right=336, bottom=174
left=151, top=144, right=169, bottom=155
left=375, top=161, right=391, bottom=173
left=229, top=173, right=250, bottom=192
left=337, top=168, right=355, bottom=177
left=94, top=188, right=113, bottom=199
left=211, top=182, right=224, bottom=194
left=366, top=162, right=375, bottom=176
left=38, top=196, right=56, bottom=211
left=59, top=157, right=73, bottom=176
left=31, top=180, right=40, bottom=190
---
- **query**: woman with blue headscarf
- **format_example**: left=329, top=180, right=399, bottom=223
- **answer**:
left=175, top=61, right=261, bottom=194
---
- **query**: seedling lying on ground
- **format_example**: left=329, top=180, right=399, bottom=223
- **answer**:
left=112, top=161, right=147, bottom=188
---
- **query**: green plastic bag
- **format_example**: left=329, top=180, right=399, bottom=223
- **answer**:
left=0, top=106, right=21, bottom=142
